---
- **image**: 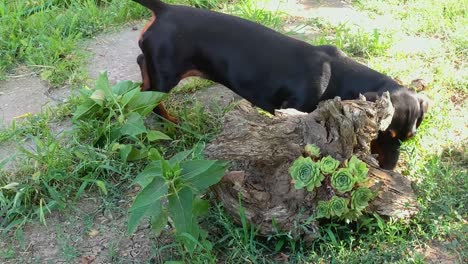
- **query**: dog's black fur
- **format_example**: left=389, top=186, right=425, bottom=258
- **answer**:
left=132, top=0, right=429, bottom=169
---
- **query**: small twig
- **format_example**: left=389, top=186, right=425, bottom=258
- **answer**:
left=28, top=65, right=55, bottom=69
left=6, top=72, right=36, bottom=79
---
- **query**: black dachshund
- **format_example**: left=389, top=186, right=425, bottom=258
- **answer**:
left=133, top=0, right=429, bottom=169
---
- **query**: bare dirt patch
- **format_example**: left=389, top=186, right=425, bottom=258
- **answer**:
left=0, top=195, right=174, bottom=263
left=415, top=241, right=460, bottom=264
left=0, top=74, right=70, bottom=126
left=1, top=2, right=464, bottom=263
left=86, top=23, right=142, bottom=84
left=0, top=22, right=142, bottom=128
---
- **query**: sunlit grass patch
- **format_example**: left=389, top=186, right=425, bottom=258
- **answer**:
left=300, top=17, right=396, bottom=58
left=0, top=0, right=467, bottom=262
left=0, top=0, right=149, bottom=85
left=226, top=0, right=285, bottom=29
left=354, top=0, right=468, bottom=52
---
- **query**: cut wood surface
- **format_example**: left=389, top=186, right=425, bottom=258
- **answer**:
left=205, top=94, right=418, bottom=237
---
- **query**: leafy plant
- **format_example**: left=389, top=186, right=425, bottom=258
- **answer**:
left=291, top=146, right=375, bottom=221
left=231, top=0, right=283, bottom=29
left=351, top=187, right=374, bottom=211
left=329, top=196, right=349, bottom=217
left=0, top=0, right=148, bottom=85
left=289, top=156, right=324, bottom=191
left=315, top=201, right=331, bottom=219
left=320, top=155, right=340, bottom=174
left=128, top=148, right=229, bottom=254
left=347, top=155, right=369, bottom=183
left=331, top=168, right=355, bottom=193
left=188, top=0, right=224, bottom=9
left=304, top=144, right=321, bottom=158
left=73, top=72, right=171, bottom=161
left=74, top=72, right=166, bottom=122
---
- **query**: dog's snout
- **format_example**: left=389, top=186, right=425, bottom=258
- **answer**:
left=406, top=130, right=416, bottom=139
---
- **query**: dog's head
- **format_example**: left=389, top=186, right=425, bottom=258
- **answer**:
left=389, top=89, right=429, bottom=140
left=365, top=88, right=429, bottom=141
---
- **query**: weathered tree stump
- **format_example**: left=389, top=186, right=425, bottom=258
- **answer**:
left=205, top=94, right=419, bottom=237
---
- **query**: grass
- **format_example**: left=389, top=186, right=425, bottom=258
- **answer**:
left=0, top=0, right=149, bottom=85
left=227, top=0, right=284, bottom=29
left=311, top=23, right=394, bottom=58
left=1, top=0, right=467, bottom=263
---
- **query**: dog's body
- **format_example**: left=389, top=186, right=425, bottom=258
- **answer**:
left=133, top=0, right=428, bottom=169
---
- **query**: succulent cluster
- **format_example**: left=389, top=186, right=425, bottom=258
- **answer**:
left=289, top=156, right=324, bottom=191
left=315, top=187, right=374, bottom=219
left=288, top=144, right=375, bottom=220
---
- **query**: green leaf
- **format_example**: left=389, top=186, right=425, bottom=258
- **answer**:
left=329, top=195, right=350, bottom=217
left=331, top=168, right=355, bottom=193
left=347, top=155, right=369, bottom=183
left=0, top=155, right=14, bottom=170
left=132, top=161, right=163, bottom=188
left=128, top=200, right=159, bottom=234
left=191, top=142, right=206, bottom=160
left=275, top=239, right=285, bottom=252
left=73, top=100, right=99, bottom=121
left=148, top=148, right=163, bottom=161
left=193, top=198, right=210, bottom=217
left=112, top=80, right=139, bottom=95
left=325, top=227, right=339, bottom=247
left=304, top=144, right=321, bottom=158
left=121, top=88, right=141, bottom=107
left=150, top=208, right=167, bottom=236
left=40, top=70, right=53, bottom=80
left=42, top=181, right=63, bottom=207
left=127, top=147, right=149, bottom=162
left=90, top=89, right=106, bottom=106
left=168, top=187, right=195, bottom=235
left=168, top=149, right=193, bottom=166
left=1, top=182, right=19, bottom=191
left=289, top=156, right=324, bottom=191
left=316, top=200, right=331, bottom=219
left=177, top=231, right=203, bottom=254
left=180, top=160, right=229, bottom=191
left=126, top=91, right=167, bottom=116
left=128, top=177, right=167, bottom=234
left=75, top=181, right=89, bottom=200
left=319, top=155, right=340, bottom=175
left=119, top=144, right=132, bottom=162
left=147, top=130, right=172, bottom=142
left=120, top=113, right=147, bottom=137
left=351, top=187, right=374, bottom=212
left=95, top=127, right=122, bottom=147
left=95, top=180, right=108, bottom=195
left=130, top=176, right=168, bottom=214
left=95, top=72, right=113, bottom=97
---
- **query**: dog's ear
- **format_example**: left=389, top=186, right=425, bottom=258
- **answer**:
left=362, top=92, right=379, bottom=102
left=416, top=93, right=430, bottom=128
left=371, top=133, right=401, bottom=170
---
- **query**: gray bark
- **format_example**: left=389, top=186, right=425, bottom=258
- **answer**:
left=205, top=95, right=418, bottom=237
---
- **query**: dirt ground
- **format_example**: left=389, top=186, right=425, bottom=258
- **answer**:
left=0, top=1, right=460, bottom=263
left=0, top=195, right=177, bottom=263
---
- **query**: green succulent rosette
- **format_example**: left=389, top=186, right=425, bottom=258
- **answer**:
left=347, top=155, right=369, bottom=183
left=315, top=201, right=331, bottom=219
left=289, top=156, right=324, bottom=191
left=329, top=196, right=349, bottom=217
left=320, top=155, right=340, bottom=175
left=304, top=144, right=321, bottom=158
left=331, top=168, right=355, bottom=193
left=351, top=187, right=374, bottom=211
